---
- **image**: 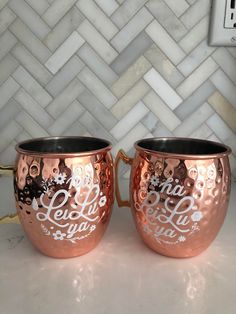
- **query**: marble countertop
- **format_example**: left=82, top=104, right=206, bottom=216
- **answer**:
left=0, top=180, right=236, bottom=314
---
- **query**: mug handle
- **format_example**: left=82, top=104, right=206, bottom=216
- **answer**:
left=115, top=150, right=133, bottom=208
left=0, top=165, right=19, bottom=224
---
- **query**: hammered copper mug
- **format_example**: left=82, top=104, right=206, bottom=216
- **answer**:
left=0, top=136, right=114, bottom=258
left=115, top=137, right=231, bottom=258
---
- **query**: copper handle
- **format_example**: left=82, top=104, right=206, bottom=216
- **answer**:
left=115, top=149, right=133, bottom=208
left=0, top=164, right=19, bottom=224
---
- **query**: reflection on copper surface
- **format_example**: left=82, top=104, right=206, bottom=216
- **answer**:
left=13, top=137, right=114, bottom=258
left=115, top=138, right=231, bottom=258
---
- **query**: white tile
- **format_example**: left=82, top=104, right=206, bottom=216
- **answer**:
left=44, top=7, right=84, bottom=52
left=110, top=101, right=149, bottom=140
left=177, top=57, right=218, bottom=99
left=46, top=55, right=84, bottom=97
left=175, top=81, right=215, bottom=120
left=78, top=44, right=118, bottom=86
left=164, top=0, right=189, bottom=17
left=0, top=0, right=9, bottom=10
left=110, top=31, right=153, bottom=75
left=143, top=91, right=181, bottom=131
left=0, top=55, right=18, bottom=86
left=42, top=0, right=77, bottom=28
left=112, top=123, right=149, bottom=156
left=229, top=154, right=236, bottom=178
left=94, top=0, right=119, bottom=16
left=180, top=0, right=210, bottom=29
left=10, top=18, right=51, bottom=63
left=111, top=56, right=151, bottom=98
left=25, top=0, right=49, bottom=15
left=111, top=8, right=153, bottom=52
left=228, top=47, right=236, bottom=59
left=141, top=111, right=159, bottom=132
left=189, top=123, right=213, bottom=139
left=78, top=20, right=118, bottom=64
left=111, top=79, right=150, bottom=119
left=213, top=48, right=236, bottom=84
left=46, top=78, right=84, bottom=118
left=177, top=40, right=216, bottom=77
left=45, top=31, right=85, bottom=74
left=79, top=111, right=115, bottom=142
left=0, top=30, right=17, bottom=60
left=14, top=89, right=53, bottom=128
left=0, top=121, right=22, bottom=152
left=186, top=0, right=197, bottom=4
left=144, top=44, right=184, bottom=88
left=63, top=120, right=87, bottom=137
left=9, top=0, right=50, bottom=40
left=16, top=111, right=49, bottom=138
left=146, top=0, right=187, bottom=41
left=0, top=7, right=16, bottom=35
left=0, top=99, right=20, bottom=129
left=48, top=100, right=84, bottom=135
left=210, top=69, right=236, bottom=109
left=12, top=44, right=52, bottom=85
left=153, top=122, right=173, bottom=137
left=111, top=0, right=148, bottom=29
left=76, top=0, right=118, bottom=40
left=78, top=67, right=117, bottom=109
left=0, top=77, right=19, bottom=110
left=144, top=68, right=182, bottom=110
left=207, top=133, right=221, bottom=143
left=145, top=20, right=185, bottom=65
left=179, top=16, right=209, bottom=53
left=78, top=90, right=117, bottom=130
left=0, top=140, right=18, bottom=164
left=206, top=113, right=235, bottom=141
left=225, top=134, right=236, bottom=155
left=15, top=131, right=31, bottom=143
left=13, top=66, right=52, bottom=107
left=173, top=103, right=214, bottom=136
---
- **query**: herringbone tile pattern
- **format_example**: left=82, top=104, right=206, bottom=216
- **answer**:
left=0, top=0, right=236, bottom=179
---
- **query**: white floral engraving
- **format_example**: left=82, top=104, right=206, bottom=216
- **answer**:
left=150, top=175, right=159, bottom=186
left=134, top=176, right=203, bottom=245
left=191, top=211, right=203, bottom=222
left=99, top=195, right=107, bottom=207
left=178, top=235, right=186, bottom=242
left=35, top=163, right=105, bottom=243
left=53, top=230, right=66, bottom=241
left=54, top=173, right=67, bottom=185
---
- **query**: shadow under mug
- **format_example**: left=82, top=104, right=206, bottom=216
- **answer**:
left=115, top=137, right=232, bottom=258
left=0, top=136, right=114, bottom=258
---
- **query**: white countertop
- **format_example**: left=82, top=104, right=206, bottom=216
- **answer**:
left=0, top=181, right=236, bottom=314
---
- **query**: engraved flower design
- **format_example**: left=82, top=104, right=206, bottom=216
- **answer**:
left=143, top=225, right=152, bottom=234
left=52, top=230, right=66, bottom=241
left=191, top=211, right=203, bottom=222
left=90, top=225, right=96, bottom=232
left=150, top=175, right=159, bottom=187
left=99, top=195, right=107, bottom=207
left=178, top=235, right=186, bottom=242
left=54, top=173, right=67, bottom=185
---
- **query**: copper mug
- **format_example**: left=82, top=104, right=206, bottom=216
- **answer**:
left=115, top=138, right=231, bottom=258
left=0, top=137, right=114, bottom=258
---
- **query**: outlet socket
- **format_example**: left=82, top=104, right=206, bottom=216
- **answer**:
left=224, top=0, right=236, bottom=28
left=209, top=0, right=236, bottom=46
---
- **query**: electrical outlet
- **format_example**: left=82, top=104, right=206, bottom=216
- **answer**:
left=224, top=0, right=236, bottom=28
left=209, top=0, right=236, bottom=46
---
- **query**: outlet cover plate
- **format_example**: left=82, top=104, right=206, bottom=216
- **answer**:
left=209, top=0, right=236, bottom=46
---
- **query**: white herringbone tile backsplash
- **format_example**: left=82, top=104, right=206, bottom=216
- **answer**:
left=0, top=0, right=236, bottom=179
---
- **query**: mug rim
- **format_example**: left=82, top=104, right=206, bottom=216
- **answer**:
left=134, top=137, right=232, bottom=160
left=15, top=136, right=112, bottom=157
